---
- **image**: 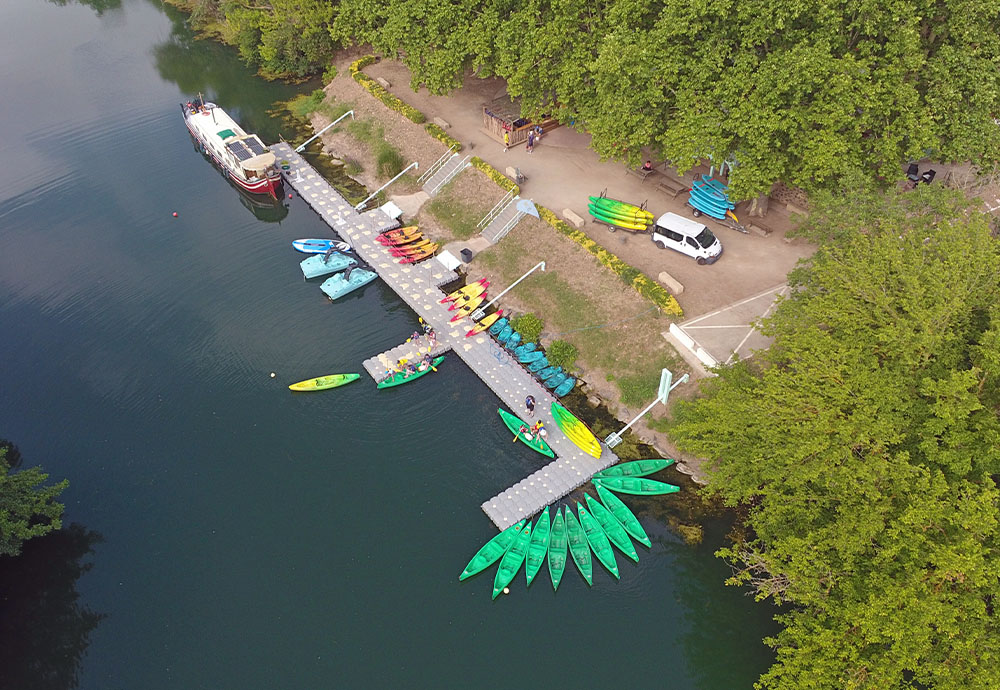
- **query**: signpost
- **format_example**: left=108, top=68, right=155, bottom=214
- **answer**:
left=604, top=368, right=689, bottom=448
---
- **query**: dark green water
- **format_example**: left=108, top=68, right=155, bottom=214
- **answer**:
left=0, top=1, right=777, bottom=687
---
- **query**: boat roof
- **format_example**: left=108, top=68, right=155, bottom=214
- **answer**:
left=188, top=103, right=276, bottom=167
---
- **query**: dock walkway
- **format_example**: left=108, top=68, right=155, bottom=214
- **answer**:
left=274, top=143, right=618, bottom=529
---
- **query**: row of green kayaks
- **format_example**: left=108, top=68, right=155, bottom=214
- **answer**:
left=488, top=317, right=577, bottom=398
left=459, top=459, right=680, bottom=596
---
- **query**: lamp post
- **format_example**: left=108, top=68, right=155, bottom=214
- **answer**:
left=604, top=368, right=689, bottom=448
left=470, top=261, right=545, bottom=320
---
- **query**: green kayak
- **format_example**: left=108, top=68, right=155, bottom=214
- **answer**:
left=458, top=520, right=525, bottom=581
left=288, top=373, right=360, bottom=391
left=594, top=458, right=674, bottom=479
left=564, top=507, right=593, bottom=586
left=585, top=493, right=639, bottom=562
left=524, top=506, right=551, bottom=586
left=577, top=503, right=620, bottom=579
left=497, top=408, right=554, bottom=458
left=596, top=484, right=651, bottom=548
left=377, top=356, right=445, bottom=389
left=547, top=507, right=568, bottom=591
left=594, top=476, right=680, bottom=496
left=493, top=521, right=533, bottom=599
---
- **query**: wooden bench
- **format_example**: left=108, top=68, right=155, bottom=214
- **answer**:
left=625, top=166, right=655, bottom=182
left=654, top=176, right=687, bottom=199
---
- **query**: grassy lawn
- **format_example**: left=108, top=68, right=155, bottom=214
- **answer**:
left=475, top=233, right=681, bottom=408
left=425, top=183, right=486, bottom=240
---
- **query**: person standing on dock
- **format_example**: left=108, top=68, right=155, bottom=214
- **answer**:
left=525, top=395, right=536, bottom=417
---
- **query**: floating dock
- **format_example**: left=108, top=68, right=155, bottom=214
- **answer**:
left=273, top=143, right=618, bottom=528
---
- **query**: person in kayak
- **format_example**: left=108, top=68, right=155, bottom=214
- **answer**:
left=525, top=395, right=536, bottom=417
left=403, top=362, right=417, bottom=378
left=531, top=420, right=546, bottom=438
left=519, top=424, right=534, bottom=441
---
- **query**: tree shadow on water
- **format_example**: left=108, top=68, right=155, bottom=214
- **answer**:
left=0, top=524, right=105, bottom=690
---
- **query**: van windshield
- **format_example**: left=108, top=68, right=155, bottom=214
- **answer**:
left=695, top=228, right=717, bottom=248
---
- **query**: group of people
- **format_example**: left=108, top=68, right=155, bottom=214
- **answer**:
left=503, top=125, right=544, bottom=153
left=518, top=420, right=547, bottom=441
left=392, top=352, right=435, bottom=380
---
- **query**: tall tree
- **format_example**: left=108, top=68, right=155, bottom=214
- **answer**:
left=669, top=185, right=1000, bottom=688
left=0, top=443, right=68, bottom=558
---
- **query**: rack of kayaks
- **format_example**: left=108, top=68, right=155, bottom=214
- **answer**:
left=459, top=458, right=680, bottom=597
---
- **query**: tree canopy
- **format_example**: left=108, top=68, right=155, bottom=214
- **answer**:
left=0, top=443, right=68, bottom=558
left=669, top=185, right=1000, bottom=689
left=331, top=0, right=1000, bottom=198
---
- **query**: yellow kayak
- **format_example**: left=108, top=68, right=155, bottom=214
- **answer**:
left=466, top=309, right=504, bottom=337
left=441, top=278, right=489, bottom=305
left=289, top=373, right=361, bottom=391
left=551, top=402, right=602, bottom=458
left=449, top=294, right=484, bottom=322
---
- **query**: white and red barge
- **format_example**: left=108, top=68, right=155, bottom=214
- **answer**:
left=181, top=99, right=282, bottom=198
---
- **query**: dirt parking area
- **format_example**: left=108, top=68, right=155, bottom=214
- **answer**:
left=365, top=59, right=816, bottom=317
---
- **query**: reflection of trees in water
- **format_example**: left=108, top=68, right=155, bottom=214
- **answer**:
left=0, top=524, right=104, bottom=690
left=44, top=0, right=122, bottom=16
left=669, top=517, right=780, bottom=690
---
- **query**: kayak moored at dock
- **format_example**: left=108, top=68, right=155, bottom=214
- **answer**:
left=551, top=402, right=602, bottom=458
left=594, top=458, right=674, bottom=480
left=497, top=408, right=554, bottom=458
left=547, top=507, right=568, bottom=591
left=578, top=503, right=620, bottom=579
left=288, top=373, right=360, bottom=392
left=564, top=506, right=593, bottom=586
left=594, top=476, right=680, bottom=496
left=585, top=494, right=639, bottom=562
left=595, top=484, right=651, bottom=547
left=458, top=520, right=525, bottom=581
left=524, top=506, right=551, bottom=586
left=492, top=521, right=532, bottom=599
left=377, top=356, right=445, bottom=389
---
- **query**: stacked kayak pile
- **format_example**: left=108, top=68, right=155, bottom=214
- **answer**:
left=587, top=196, right=654, bottom=232
left=688, top=175, right=737, bottom=221
left=458, top=459, right=679, bottom=597
left=292, top=238, right=378, bottom=300
left=487, top=319, right=577, bottom=398
left=377, top=226, right=439, bottom=264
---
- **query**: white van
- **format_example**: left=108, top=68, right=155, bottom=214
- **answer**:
left=650, top=212, right=723, bottom=264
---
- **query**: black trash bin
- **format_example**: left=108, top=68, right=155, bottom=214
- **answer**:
left=460, top=248, right=474, bottom=262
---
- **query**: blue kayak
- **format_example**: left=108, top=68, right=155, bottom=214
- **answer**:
left=300, top=252, right=356, bottom=279
left=553, top=377, right=576, bottom=397
left=489, top=317, right=509, bottom=336
left=514, top=342, right=537, bottom=359
left=320, top=268, right=377, bottom=300
left=504, top=332, right=522, bottom=350
left=527, top=356, right=549, bottom=373
left=545, top=372, right=568, bottom=389
left=496, top=325, right=514, bottom=344
left=292, top=238, right=351, bottom=254
left=539, top=366, right=562, bottom=381
left=519, top=349, right=545, bottom=364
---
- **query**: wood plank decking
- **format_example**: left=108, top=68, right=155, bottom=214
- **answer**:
left=273, top=143, right=618, bottom=529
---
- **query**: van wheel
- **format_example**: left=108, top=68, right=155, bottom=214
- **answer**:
left=691, top=208, right=702, bottom=218
left=697, top=257, right=707, bottom=265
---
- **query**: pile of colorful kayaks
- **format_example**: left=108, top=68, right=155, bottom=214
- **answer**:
left=688, top=174, right=738, bottom=222
left=459, top=458, right=680, bottom=597
left=377, top=226, right=439, bottom=264
left=440, top=278, right=489, bottom=324
left=488, top=317, right=578, bottom=398
left=587, top=195, right=654, bottom=232
left=292, top=238, right=378, bottom=300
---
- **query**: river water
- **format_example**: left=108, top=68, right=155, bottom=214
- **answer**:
left=0, top=1, right=776, bottom=687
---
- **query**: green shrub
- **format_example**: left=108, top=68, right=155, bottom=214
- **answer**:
left=425, top=123, right=463, bottom=151
left=512, top=313, right=544, bottom=342
left=535, top=205, right=683, bottom=317
left=322, top=64, right=338, bottom=82
left=343, top=156, right=362, bottom=176
left=287, top=89, right=327, bottom=119
left=547, top=340, right=579, bottom=370
left=376, top=146, right=405, bottom=178
left=349, top=55, right=426, bottom=124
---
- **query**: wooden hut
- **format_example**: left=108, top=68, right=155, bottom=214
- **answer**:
left=482, top=95, right=560, bottom=146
